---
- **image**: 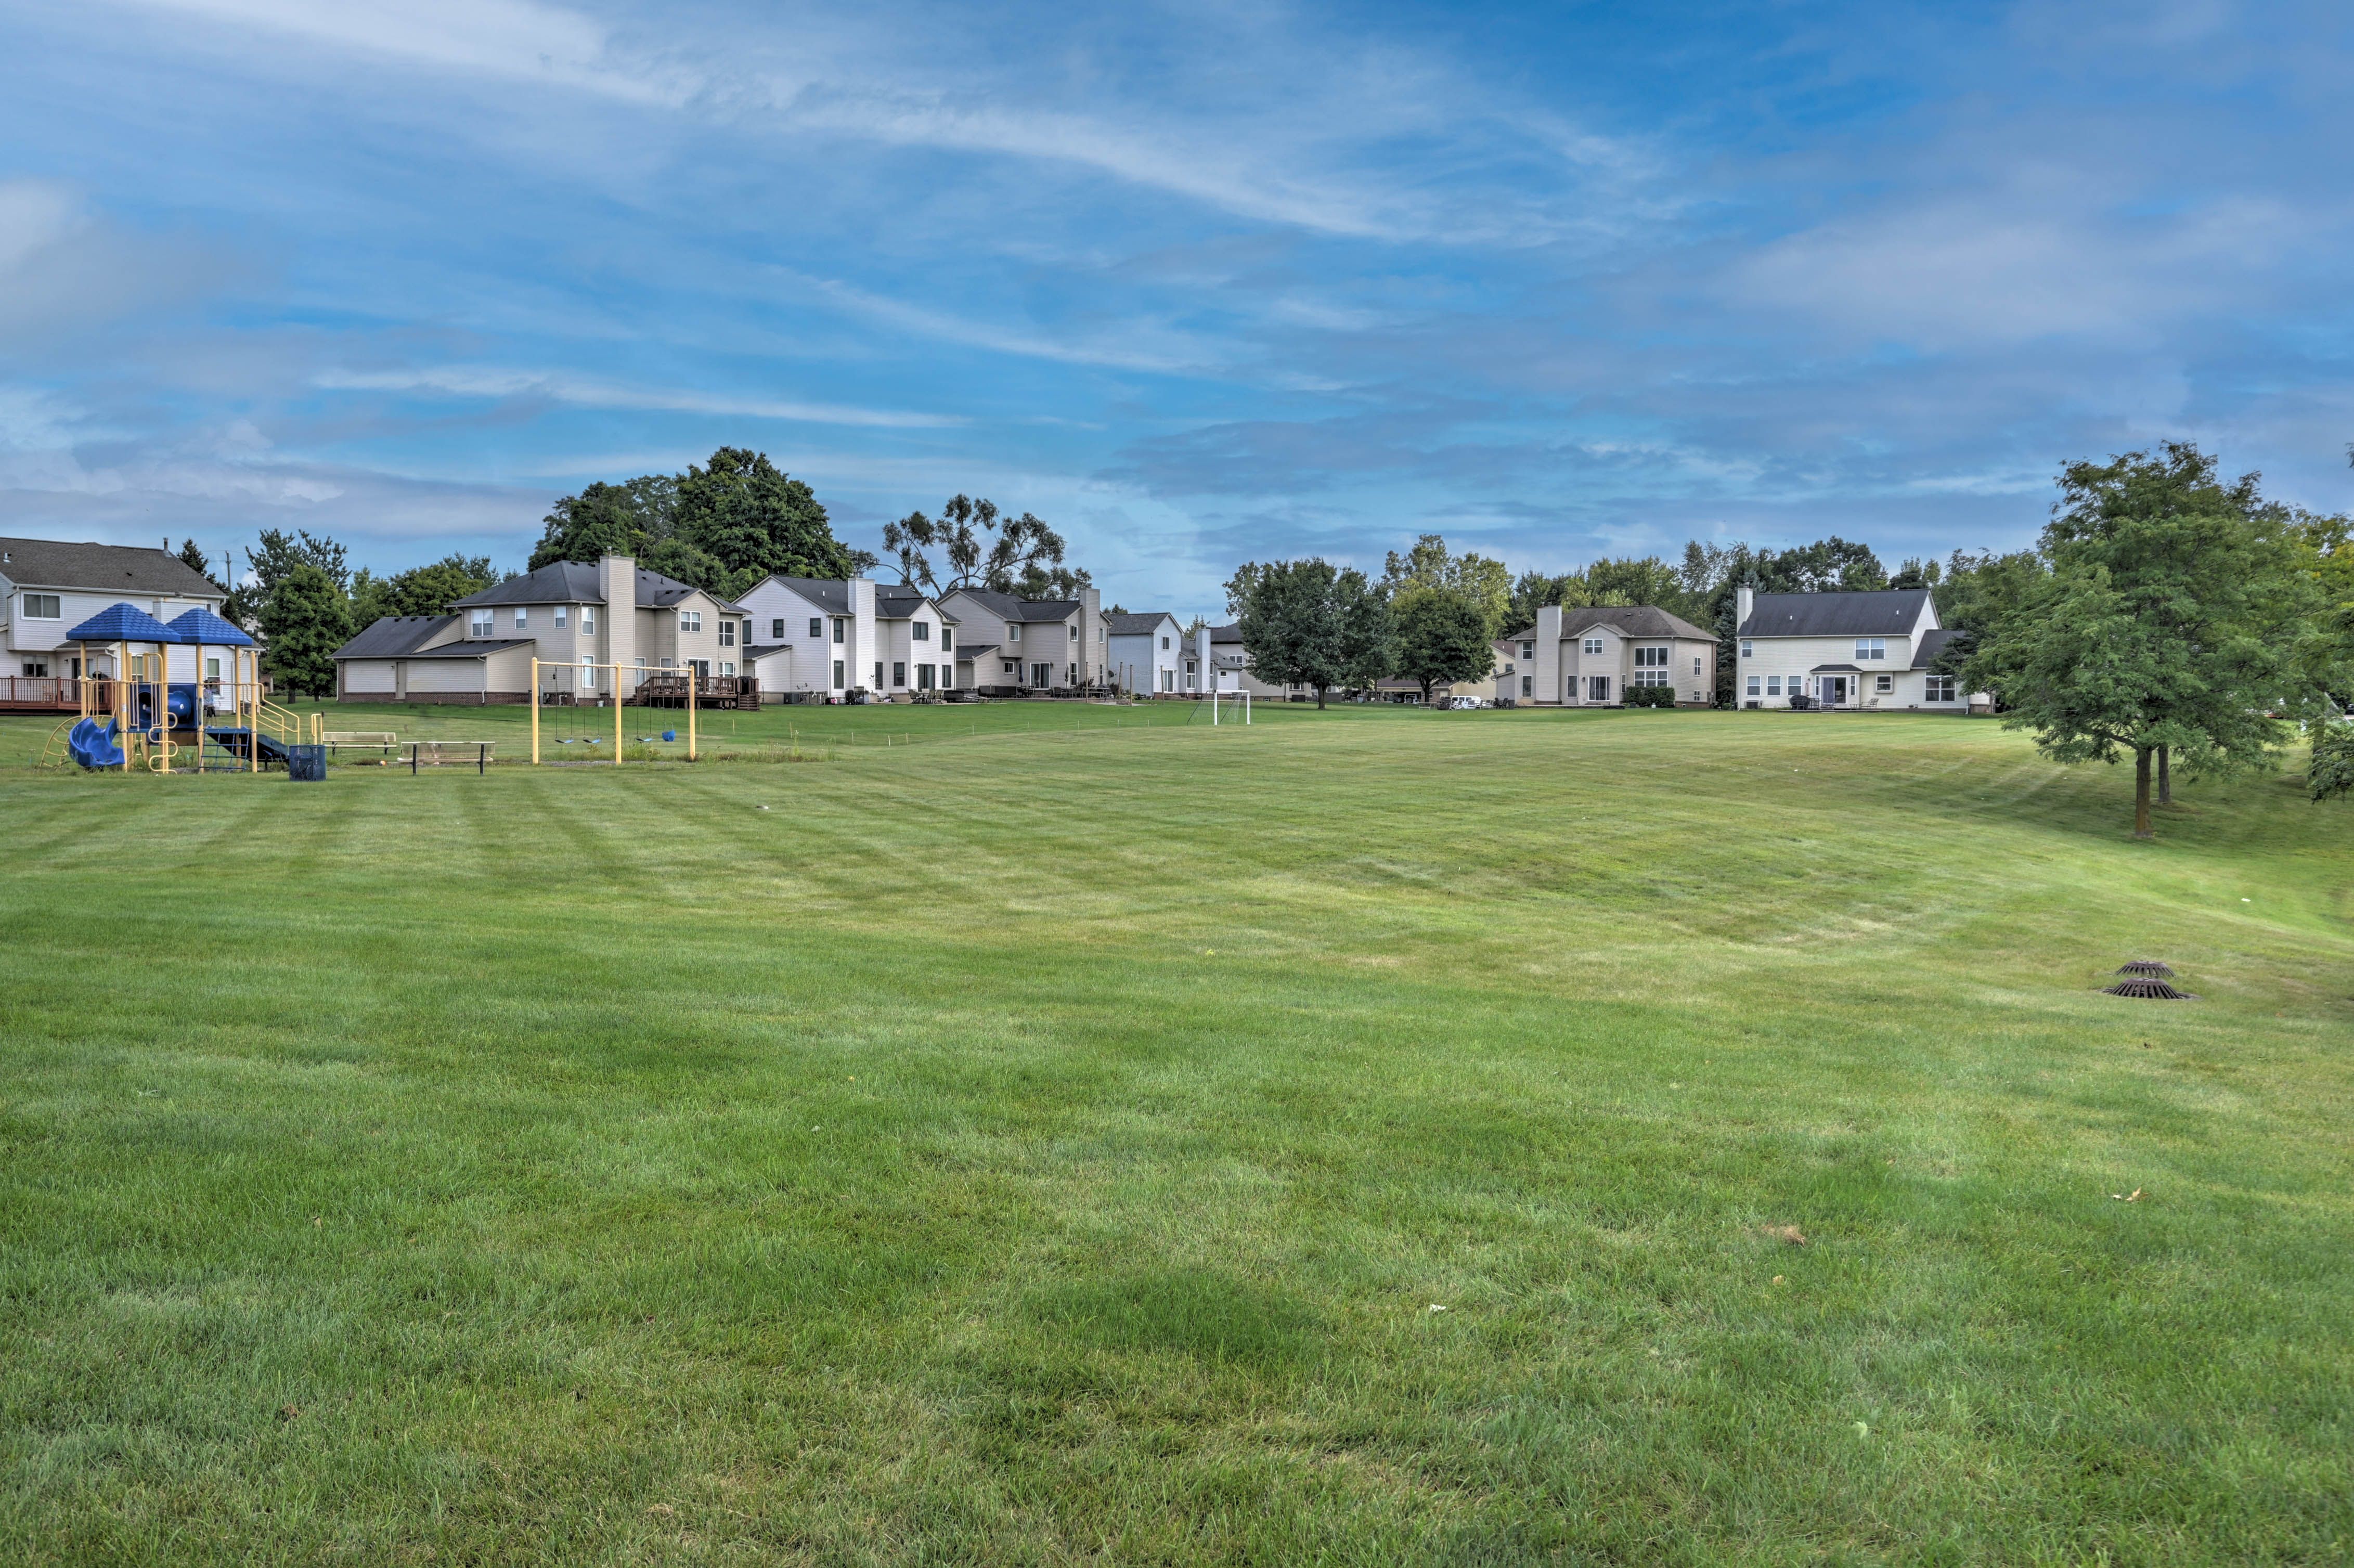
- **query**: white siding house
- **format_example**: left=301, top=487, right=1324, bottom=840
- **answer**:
left=1734, top=586, right=1971, bottom=710
left=734, top=577, right=957, bottom=701
left=1106, top=612, right=1184, bottom=694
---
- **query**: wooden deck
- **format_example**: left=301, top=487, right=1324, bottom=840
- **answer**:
left=0, top=677, right=106, bottom=714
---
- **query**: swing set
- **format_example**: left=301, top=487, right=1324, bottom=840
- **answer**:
left=529, top=658, right=699, bottom=764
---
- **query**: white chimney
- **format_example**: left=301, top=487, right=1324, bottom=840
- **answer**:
left=599, top=554, right=638, bottom=698
left=1736, top=584, right=1754, bottom=633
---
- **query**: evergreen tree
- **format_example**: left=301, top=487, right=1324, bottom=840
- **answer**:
left=177, top=539, right=223, bottom=590
left=259, top=563, right=352, bottom=699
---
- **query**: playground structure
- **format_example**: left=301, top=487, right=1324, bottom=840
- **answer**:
left=38, top=603, right=324, bottom=775
left=530, top=658, right=697, bottom=764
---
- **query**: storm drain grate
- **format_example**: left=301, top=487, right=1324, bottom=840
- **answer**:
left=2115, top=960, right=2176, bottom=978
left=2104, top=976, right=2196, bottom=1000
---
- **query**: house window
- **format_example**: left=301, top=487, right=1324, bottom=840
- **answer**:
left=893, top=661, right=907, bottom=686
left=1855, top=638, right=1886, bottom=660
left=1160, top=635, right=1170, bottom=649
left=1586, top=676, right=1611, bottom=702
left=1767, top=676, right=1781, bottom=695
left=913, top=621, right=929, bottom=641
left=719, top=621, right=735, bottom=648
left=205, top=657, right=221, bottom=678
left=772, top=618, right=786, bottom=640
left=470, top=610, right=494, bottom=636
left=660, top=657, right=674, bottom=668
left=1633, top=645, right=1669, bottom=668
left=831, top=617, right=845, bottom=643
left=832, top=659, right=845, bottom=688
left=1520, top=675, right=1533, bottom=696
left=1002, top=660, right=1015, bottom=674
left=1160, top=669, right=1173, bottom=691
left=583, top=607, right=594, bottom=633
left=554, top=605, right=567, bottom=628
left=1875, top=673, right=1893, bottom=694
left=1925, top=674, right=1958, bottom=702
left=1632, top=669, right=1670, bottom=686
left=1068, top=625, right=1078, bottom=642
left=680, top=610, right=702, bottom=633
left=1519, top=641, right=1535, bottom=660
left=1583, top=637, right=1604, bottom=655
left=22, top=593, right=61, bottom=619
left=719, top=660, right=735, bottom=676
left=636, top=657, right=646, bottom=671
left=23, top=659, right=49, bottom=677
left=810, top=617, right=822, bottom=639
left=1692, top=656, right=1703, bottom=675
left=1747, top=676, right=1761, bottom=696
left=1008, top=624, right=1021, bottom=642
left=1740, top=640, right=1753, bottom=658
left=874, top=662, right=884, bottom=688
left=916, top=664, right=935, bottom=689
left=513, top=608, right=528, bottom=629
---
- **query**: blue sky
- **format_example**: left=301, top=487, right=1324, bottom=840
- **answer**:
left=2, top=0, right=2349, bottom=614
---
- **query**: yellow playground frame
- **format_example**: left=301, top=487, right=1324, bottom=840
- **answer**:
left=529, top=658, right=696, bottom=765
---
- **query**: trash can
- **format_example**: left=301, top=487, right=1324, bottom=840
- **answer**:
left=287, top=744, right=328, bottom=782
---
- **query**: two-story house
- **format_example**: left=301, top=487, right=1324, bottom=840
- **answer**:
left=1735, top=586, right=1967, bottom=710
left=733, top=576, right=959, bottom=700
left=1106, top=612, right=1184, bottom=695
left=940, top=586, right=1107, bottom=694
left=3, top=536, right=228, bottom=702
left=1496, top=605, right=1718, bottom=707
left=331, top=554, right=752, bottom=703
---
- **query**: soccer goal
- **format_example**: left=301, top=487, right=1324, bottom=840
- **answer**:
left=1211, top=689, right=1251, bottom=725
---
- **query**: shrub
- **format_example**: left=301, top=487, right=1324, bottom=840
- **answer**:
left=1622, top=683, right=1679, bottom=708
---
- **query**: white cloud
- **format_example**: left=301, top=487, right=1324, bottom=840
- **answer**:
left=313, top=365, right=964, bottom=428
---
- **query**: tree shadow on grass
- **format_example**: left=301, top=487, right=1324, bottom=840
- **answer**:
left=1027, top=1266, right=1323, bottom=1371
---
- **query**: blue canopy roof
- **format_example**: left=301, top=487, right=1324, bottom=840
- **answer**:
left=166, top=607, right=254, bottom=647
left=64, top=603, right=181, bottom=643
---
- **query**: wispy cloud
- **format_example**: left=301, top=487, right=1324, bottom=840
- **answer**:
left=313, top=366, right=964, bottom=429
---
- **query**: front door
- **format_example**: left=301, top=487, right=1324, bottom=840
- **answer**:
left=1587, top=675, right=1611, bottom=704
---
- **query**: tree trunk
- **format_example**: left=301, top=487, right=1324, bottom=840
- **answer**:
left=1315, top=684, right=1327, bottom=709
left=2133, top=747, right=2154, bottom=839
left=2157, top=745, right=2171, bottom=806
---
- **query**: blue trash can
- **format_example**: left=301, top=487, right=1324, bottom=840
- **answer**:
left=287, top=744, right=328, bottom=782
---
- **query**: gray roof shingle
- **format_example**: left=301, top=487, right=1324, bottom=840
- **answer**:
left=1910, top=627, right=1960, bottom=669
left=950, top=587, right=1080, bottom=623
left=1739, top=588, right=1931, bottom=639
left=0, top=536, right=225, bottom=598
left=1502, top=605, right=1715, bottom=643
left=1107, top=611, right=1177, bottom=634
left=452, top=561, right=748, bottom=614
left=333, top=616, right=457, bottom=659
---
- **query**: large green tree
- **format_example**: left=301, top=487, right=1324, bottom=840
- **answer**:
left=672, top=448, right=857, bottom=596
left=1228, top=558, right=1392, bottom=708
left=1972, top=444, right=2330, bottom=838
left=1382, top=535, right=1510, bottom=638
left=529, top=476, right=677, bottom=571
left=353, top=554, right=503, bottom=625
left=1392, top=586, right=1495, bottom=703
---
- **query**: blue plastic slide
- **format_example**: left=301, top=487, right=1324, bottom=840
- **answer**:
left=68, top=717, right=125, bottom=769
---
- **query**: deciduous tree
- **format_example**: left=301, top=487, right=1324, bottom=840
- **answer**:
left=1228, top=558, right=1391, bottom=708
left=1392, top=586, right=1494, bottom=703
left=885, top=495, right=1077, bottom=598
left=1973, top=444, right=2330, bottom=838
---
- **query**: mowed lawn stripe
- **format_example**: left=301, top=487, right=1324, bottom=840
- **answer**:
left=2, top=708, right=2348, bottom=1562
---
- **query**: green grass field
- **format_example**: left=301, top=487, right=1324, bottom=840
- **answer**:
left=2, top=703, right=2348, bottom=1564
